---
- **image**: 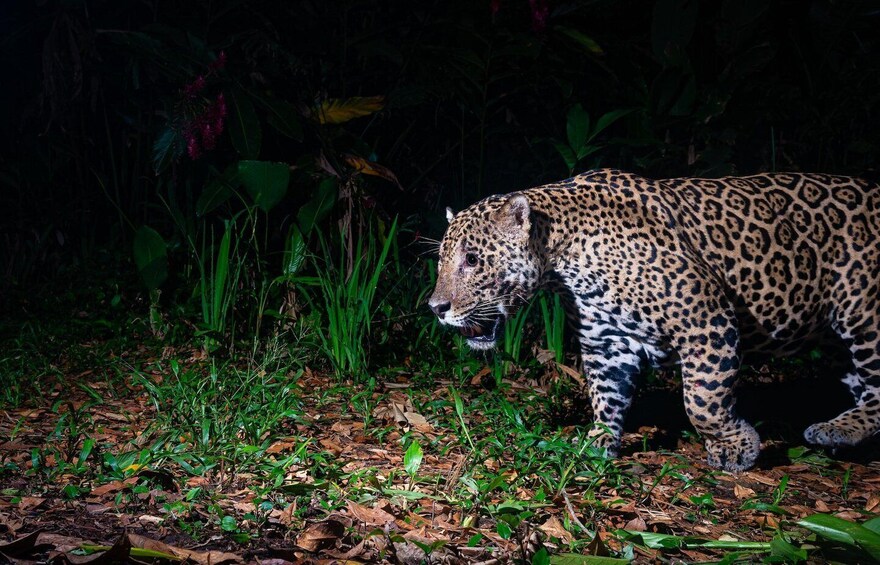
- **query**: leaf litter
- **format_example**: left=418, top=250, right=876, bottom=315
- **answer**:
left=1, top=336, right=879, bottom=563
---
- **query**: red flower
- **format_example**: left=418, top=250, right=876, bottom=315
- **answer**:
left=183, top=75, right=206, bottom=99
left=183, top=93, right=228, bottom=160
left=529, top=0, right=549, bottom=32
left=208, top=51, right=227, bottom=74
left=490, top=0, right=501, bottom=15
left=179, top=53, right=230, bottom=161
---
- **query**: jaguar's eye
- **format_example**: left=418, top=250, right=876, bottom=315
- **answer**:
left=465, top=253, right=478, bottom=267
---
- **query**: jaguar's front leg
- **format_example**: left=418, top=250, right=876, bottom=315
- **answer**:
left=581, top=340, right=642, bottom=455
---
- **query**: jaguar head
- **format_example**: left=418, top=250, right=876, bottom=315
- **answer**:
left=427, top=194, right=540, bottom=350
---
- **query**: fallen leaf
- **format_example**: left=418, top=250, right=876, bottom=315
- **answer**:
left=18, top=497, right=45, bottom=511
left=734, top=484, right=756, bottom=499
left=330, top=421, right=353, bottom=436
left=128, top=533, right=241, bottom=564
left=90, top=479, right=137, bottom=497
left=623, top=516, right=647, bottom=532
left=295, top=520, right=345, bottom=552
left=62, top=532, right=131, bottom=564
left=0, top=530, right=42, bottom=557
left=346, top=501, right=396, bottom=526
left=539, top=515, right=574, bottom=543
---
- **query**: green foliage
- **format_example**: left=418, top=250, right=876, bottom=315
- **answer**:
left=797, top=513, right=880, bottom=561
left=539, top=292, right=566, bottom=365
left=134, top=357, right=304, bottom=464
left=197, top=218, right=241, bottom=351
left=297, top=217, right=399, bottom=380
left=132, top=226, right=168, bottom=290
left=553, top=105, right=633, bottom=176
left=237, top=161, right=289, bottom=213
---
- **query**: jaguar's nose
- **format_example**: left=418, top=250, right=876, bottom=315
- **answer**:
left=428, top=299, right=451, bottom=318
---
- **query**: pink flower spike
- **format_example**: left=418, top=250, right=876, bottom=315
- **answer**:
left=186, top=135, right=201, bottom=160
left=529, top=0, right=549, bottom=32
left=209, top=51, right=227, bottom=74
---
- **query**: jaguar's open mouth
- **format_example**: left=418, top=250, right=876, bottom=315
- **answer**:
left=458, top=316, right=505, bottom=350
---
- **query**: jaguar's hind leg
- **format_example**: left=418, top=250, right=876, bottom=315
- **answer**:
left=675, top=307, right=761, bottom=472
left=804, top=326, right=880, bottom=446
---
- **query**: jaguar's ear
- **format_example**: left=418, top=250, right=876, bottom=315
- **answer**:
left=493, top=194, right=531, bottom=239
left=445, top=207, right=454, bottom=222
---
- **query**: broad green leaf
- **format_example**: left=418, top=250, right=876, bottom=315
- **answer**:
left=238, top=160, right=289, bottom=212
left=532, top=548, right=550, bottom=565
left=228, top=89, right=262, bottom=159
left=590, top=108, right=635, bottom=142
left=556, top=27, right=603, bottom=54
left=220, top=515, right=237, bottom=532
left=550, top=554, right=631, bottom=565
left=797, top=514, right=880, bottom=560
left=620, top=530, right=771, bottom=552
left=197, top=163, right=240, bottom=216
left=261, top=95, right=303, bottom=140
left=566, top=103, right=590, bottom=154
left=770, top=535, right=808, bottom=563
left=496, top=521, right=512, bottom=540
left=77, top=438, right=96, bottom=465
left=381, top=488, right=442, bottom=501
left=282, top=225, right=307, bottom=277
left=404, top=440, right=423, bottom=476
left=864, top=516, right=880, bottom=535
left=80, top=544, right=179, bottom=561
left=552, top=141, right=577, bottom=173
left=297, top=177, right=338, bottom=234
left=316, top=96, right=384, bottom=124
left=133, top=226, right=167, bottom=290
left=152, top=126, right=179, bottom=174
left=740, top=500, right=789, bottom=515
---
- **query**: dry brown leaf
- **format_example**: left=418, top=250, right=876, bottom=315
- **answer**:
left=18, top=497, right=45, bottom=511
left=331, top=421, right=353, bottom=436
left=403, top=411, right=432, bottom=432
left=406, top=511, right=432, bottom=529
left=266, top=438, right=301, bottom=455
left=744, top=472, right=781, bottom=487
left=391, top=402, right=408, bottom=425
left=834, top=510, right=863, bottom=521
left=295, top=520, right=345, bottom=552
left=470, top=366, right=492, bottom=385
left=734, top=484, right=756, bottom=499
left=555, top=362, right=586, bottom=385
left=623, top=516, right=647, bottom=532
left=815, top=499, right=831, bottom=512
left=754, top=514, right=780, bottom=529
left=867, top=493, right=880, bottom=512
left=89, top=478, right=137, bottom=497
left=538, top=515, right=574, bottom=543
left=128, top=533, right=242, bottom=564
left=36, top=533, right=91, bottom=554
left=319, top=437, right=343, bottom=455
left=346, top=500, right=396, bottom=525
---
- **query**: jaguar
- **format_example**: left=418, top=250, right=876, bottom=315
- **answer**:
left=428, top=169, right=880, bottom=471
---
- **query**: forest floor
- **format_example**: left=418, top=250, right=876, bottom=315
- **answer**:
left=1, top=284, right=880, bottom=564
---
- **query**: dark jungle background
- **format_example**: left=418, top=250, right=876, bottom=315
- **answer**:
left=3, top=0, right=878, bottom=311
